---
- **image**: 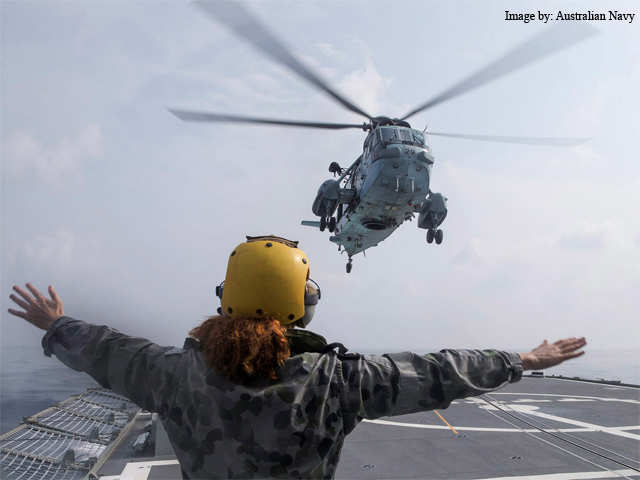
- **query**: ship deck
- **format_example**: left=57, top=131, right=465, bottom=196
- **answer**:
left=99, top=376, right=640, bottom=479
left=2, top=376, right=639, bottom=479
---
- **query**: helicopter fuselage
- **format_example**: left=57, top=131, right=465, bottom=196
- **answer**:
left=318, top=125, right=443, bottom=257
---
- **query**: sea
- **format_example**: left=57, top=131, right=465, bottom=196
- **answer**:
left=1, top=344, right=638, bottom=435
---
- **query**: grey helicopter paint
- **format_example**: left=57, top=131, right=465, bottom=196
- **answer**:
left=306, top=121, right=447, bottom=268
left=170, top=1, right=596, bottom=273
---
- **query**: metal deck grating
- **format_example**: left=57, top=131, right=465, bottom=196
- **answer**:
left=29, top=408, right=120, bottom=443
left=58, top=397, right=131, bottom=427
left=1, top=425, right=106, bottom=462
left=80, top=390, right=138, bottom=412
left=1, top=388, right=141, bottom=480
left=1, top=454, right=87, bottom=480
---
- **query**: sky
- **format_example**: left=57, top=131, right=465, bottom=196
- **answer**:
left=1, top=0, right=639, bottom=368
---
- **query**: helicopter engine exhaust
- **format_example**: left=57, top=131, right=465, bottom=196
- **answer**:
left=361, top=219, right=387, bottom=230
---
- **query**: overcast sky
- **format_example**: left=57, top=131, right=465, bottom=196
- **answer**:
left=2, top=0, right=639, bottom=366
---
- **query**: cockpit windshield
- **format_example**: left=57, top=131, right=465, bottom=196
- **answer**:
left=378, top=127, right=425, bottom=147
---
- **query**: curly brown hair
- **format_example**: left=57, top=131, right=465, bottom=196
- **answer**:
left=189, top=315, right=290, bottom=383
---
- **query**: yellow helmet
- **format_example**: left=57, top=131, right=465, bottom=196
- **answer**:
left=216, top=236, right=320, bottom=326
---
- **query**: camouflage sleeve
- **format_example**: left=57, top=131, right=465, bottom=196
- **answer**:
left=339, top=349, right=522, bottom=420
left=41, top=316, right=182, bottom=412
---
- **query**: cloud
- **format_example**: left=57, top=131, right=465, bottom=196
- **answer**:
left=314, top=42, right=345, bottom=63
left=338, top=57, right=392, bottom=117
left=22, top=230, right=77, bottom=268
left=451, top=239, right=484, bottom=266
left=556, top=224, right=606, bottom=251
left=5, top=229, right=103, bottom=280
left=3, top=125, right=103, bottom=185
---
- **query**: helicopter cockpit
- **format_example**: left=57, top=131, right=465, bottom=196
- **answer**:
left=377, top=126, right=425, bottom=147
left=366, top=127, right=427, bottom=159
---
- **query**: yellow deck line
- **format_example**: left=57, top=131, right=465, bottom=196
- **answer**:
left=433, top=410, right=459, bottom=435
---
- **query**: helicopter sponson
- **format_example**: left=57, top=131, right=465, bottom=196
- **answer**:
left=418, top=192, right=448, bottom=245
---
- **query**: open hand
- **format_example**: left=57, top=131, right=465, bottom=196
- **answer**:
left=520, top=337, right=587, bottom=370
left=8, top=283, right=64, bottom=331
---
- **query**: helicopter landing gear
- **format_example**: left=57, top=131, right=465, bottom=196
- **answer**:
left=320, top=217, right=327, bottom=232
left=346, top=258, right=353, bottom=273
left=328, top=216, right=336, bottom=232
left=426, top=229, right=443, bottom=245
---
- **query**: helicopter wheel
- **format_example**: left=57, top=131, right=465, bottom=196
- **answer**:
left=346, top=259, right=353, bottom=273
left=426, top=229, right=434, bottom=244
left=328, top=217, right=336, bottom=232
left=435, top=229, right=443, bottom=245
left=320, top=217, right=327, bottom=232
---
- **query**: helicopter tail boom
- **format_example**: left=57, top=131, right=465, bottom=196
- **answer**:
left=301, top=221, right=322, bottom=228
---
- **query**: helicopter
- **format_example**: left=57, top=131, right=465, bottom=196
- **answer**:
left=170, top=1, right=595, bottom=273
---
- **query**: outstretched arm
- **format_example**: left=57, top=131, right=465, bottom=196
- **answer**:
left=8, top=283, right=182, bottom=414
left=340, top=338, right=586, bottom=422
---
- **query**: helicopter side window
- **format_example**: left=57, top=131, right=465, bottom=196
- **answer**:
left=379, top=127, right=399, bottom=145
left=398, top=128, right=413, bottom=143
left=412, top=130, right=425, bottom=146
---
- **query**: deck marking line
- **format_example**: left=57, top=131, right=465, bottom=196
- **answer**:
left=509, top=405, right=640, bottom=441
left=513, top=399, right=552, bottom=403
left=481, top=402, right=638, bottom=479
left=491, top=393, right=640, bottom=405
left=433, top=410, right=459, bottom=435
left=471, top=468, right=640, bottom=479
left=557, top=398, right=595, bottom=402
left=363, top=419, right=598, bottom=433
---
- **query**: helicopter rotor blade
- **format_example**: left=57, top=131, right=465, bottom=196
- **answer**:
left=169, top=108, right=366, bottom=130
left=427, top=131, right=589, bottom=146
left=194, top=1, right=372, bottom=120
left=402, top=23, right=598, bottom=121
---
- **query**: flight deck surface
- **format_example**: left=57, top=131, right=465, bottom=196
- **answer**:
left=336, top=377, right=639, bottom=479
left=2, top=376, right=638, bottom=479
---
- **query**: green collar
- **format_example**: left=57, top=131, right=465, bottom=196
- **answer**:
left=286, top=328, right=328, bottom=355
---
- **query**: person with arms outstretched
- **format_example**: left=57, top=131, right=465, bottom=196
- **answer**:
left=8, top=236, right=587, bottom=479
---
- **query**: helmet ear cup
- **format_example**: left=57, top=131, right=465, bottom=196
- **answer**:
left=297, top=278, right=321, bottom=328
left=215, top=282, right=224, bottom=299
left=215, top=282, right=225, bottom=316
left=304, top=278, right=321, bottom=305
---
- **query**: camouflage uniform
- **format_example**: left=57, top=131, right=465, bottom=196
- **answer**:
left=42, top=317, right=523, bottom=479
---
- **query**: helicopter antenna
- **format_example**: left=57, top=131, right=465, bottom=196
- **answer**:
left=423, top=124, right=429, bottom=134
